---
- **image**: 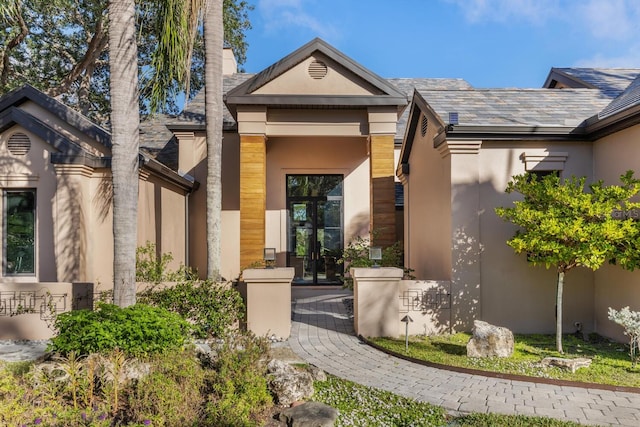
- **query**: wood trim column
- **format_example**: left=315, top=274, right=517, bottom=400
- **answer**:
left=239, top=134, right=267, bottom=269
left=369, top=134, right=396, bottom=247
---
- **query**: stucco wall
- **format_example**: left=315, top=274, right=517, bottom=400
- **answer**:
left=265, top=136, right=370, bottom=269
left=403, top=111, right=452, bottom=280
left=593, top=124, right=640, bottom=341
left=0, top=126, right=60, bottom=283
left=478, top=141, right=595, bottom=334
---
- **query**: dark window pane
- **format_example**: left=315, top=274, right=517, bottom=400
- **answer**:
left=4, top=190, right=35, bottom=275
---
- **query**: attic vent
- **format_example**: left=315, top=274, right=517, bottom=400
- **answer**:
left=308, top=60, right=328, bottom=79
left=420, top=114, right=428, bottom=137
left=7, top=132, right=31, bottom=156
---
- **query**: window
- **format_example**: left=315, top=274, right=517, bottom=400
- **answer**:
left=4, top=189, right=36, bottom=275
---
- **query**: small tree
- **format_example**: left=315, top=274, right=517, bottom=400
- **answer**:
left=495, top=171, right=640, bottom=353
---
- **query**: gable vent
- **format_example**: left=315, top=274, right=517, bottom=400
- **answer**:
left=308, top=60, right=328, bottom=79
left=7, top=132, right=31, bottom=156
left=420, top=114, right=429, bottom=137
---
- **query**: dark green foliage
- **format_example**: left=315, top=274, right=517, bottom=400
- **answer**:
left=205, top=332, right=272, bottom=426
left=50, top=303, right=190, bottom=357
left=138, top=279, right=245, bottom=339
left=338, top=235, right=413, bottom=289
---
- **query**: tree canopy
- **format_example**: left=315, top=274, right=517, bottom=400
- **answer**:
left=495, top=171, right=640, bottom=352
left=0, top=0, right=252, bottom=123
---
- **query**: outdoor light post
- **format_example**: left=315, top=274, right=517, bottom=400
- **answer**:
left=401, top=314, right=413, bottom=352
left=369, top=246, right=382, bottom=267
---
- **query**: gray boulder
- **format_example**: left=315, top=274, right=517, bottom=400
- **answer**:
left=278, top=401, right=339, bottom=427
left=267, top=359, right=314, bottom=406
left=466, top=320, right=514, bottom=358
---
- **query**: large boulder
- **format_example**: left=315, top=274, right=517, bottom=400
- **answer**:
left=278, top=402, right=339, bottom=427
left=466, top=320, right=514, bottom=358
left=267, top=359, right=315, bottom=406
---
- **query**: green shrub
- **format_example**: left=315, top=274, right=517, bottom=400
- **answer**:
left=138, top=280, right=245, bottom=339
left=136, top=241, right=195, bottom=283
left=205, top=331, right=272, bottom=426
left=338, top=234, right=413, bottom=289
left=50, top=303, right=190, bottom=357
left=126, top=348, right=206, bottom=426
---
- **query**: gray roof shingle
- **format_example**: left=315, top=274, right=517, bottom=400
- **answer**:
left=598, top=74, right=640, bottom=119
left=549, top=68, right=639, bottom=98
left=416, top=87, right=612, bottom=128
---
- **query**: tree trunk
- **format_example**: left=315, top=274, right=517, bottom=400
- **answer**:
left=108, top=0, right=139, bottom=307
left=204, top=0, right=223, bottom=280
left=556, top=270, right=564, bottom=354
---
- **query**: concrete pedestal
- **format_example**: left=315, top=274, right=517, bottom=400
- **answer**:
left=352, top=267, right=403, bottom=338
left=242, top=268, right=294, bottom=339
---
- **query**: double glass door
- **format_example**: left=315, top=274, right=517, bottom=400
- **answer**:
left=287, top=175, right=343, bottom=285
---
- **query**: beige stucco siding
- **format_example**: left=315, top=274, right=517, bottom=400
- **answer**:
left=403, top=112, right=452, bottom=280
left=254, top=53, right=381, bottom=96
left=265, top=136, right=369, bottom=269
left=478, top=141, right=595, bottom=333
left=0, top=126, right=58, bottom=283
left=593, top=124, right=640, bottom=341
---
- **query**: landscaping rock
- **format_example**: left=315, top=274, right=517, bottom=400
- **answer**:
left=541, top=357, right=592, bottom=373
left=308, top=365, right=327, bottom=382
left=466, top=320, right=514, bottom=358
left=278, top=401, right=339, bottom=427
left=268, top=359, right=315, bottom=406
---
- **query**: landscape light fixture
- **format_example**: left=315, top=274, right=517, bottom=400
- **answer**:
left=263, top=248, right=276, bottom=268
left=369, top=246, right=382, bottom=268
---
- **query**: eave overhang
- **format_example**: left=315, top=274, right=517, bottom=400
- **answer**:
left=584, top=104, right=640, bottom=140
left=0, top=84, right=111, bottom=148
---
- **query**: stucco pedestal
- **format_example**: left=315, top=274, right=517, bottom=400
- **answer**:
left=241, top=268, right=294, bottom=339
left=352, top=267, right=403, bottom=338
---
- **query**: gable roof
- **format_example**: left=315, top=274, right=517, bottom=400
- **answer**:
left=224, top=38, right=408, bottom=115
left=0, top=84, right=111, bottom=148
left=543, top=67, right=639, bottom=98
left=0, top=85, right=195, bottom=190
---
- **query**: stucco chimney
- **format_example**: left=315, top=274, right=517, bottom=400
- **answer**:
left=223, top=48, right=238, bottom=75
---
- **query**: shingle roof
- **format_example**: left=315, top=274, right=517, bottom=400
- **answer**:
left=598, top=74, right=640, bottom=119
left=547, top=68, right=639, bottom=98
left=388, top=78, right=473, bottom=141
left=416, top=87, right=612, bottom=128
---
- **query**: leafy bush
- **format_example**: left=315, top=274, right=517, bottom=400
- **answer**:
left=205, top=331, right=272, bottom=426
left=138, top=280, right=245, bottom=339
left=136, top=241, right=195, bottom=283
left=608, top=306, right=640, bottom=366
left=338, top=234, right=413, bottom=289
left=126, top=348, right=206, bottom=426
left=50, top=303, right=190, bottom=357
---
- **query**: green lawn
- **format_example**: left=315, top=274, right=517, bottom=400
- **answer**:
left=313, top=375, right=586, bottom=427
left=370, top=333, right=640, bottom=388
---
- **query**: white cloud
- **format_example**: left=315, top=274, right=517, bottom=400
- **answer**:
left=257, top=0, right=339, bottom=39
left=573, top=44, right=640, bottom=68
left=576, top=0, right=640, bottom=41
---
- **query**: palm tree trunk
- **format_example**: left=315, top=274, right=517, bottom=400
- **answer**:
left=204, top=0, right=223, bottom=280
left=556, top=270, right=564, bottom=353
left=109, top=0, right=139, bottom=306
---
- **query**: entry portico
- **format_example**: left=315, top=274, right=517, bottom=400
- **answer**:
left=224, top=38, right=407, bottom=280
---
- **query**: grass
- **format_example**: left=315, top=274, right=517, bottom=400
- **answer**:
left=370, top=333, right=640, bottom=388
left=312, top=375, right=585, bottom=427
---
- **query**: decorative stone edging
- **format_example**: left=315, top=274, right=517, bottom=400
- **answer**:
left=358, top=335, right=640, bottom=395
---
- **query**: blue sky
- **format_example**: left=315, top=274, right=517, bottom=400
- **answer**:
left=240, top=0, right=640, bottom=88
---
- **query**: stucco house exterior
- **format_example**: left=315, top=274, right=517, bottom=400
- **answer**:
left=1, top=38, right=639, bottom=341
left=398, top=67, right=640, bottom=339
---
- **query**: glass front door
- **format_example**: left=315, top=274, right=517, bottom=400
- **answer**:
left=287, top=175, right=343, bottom=285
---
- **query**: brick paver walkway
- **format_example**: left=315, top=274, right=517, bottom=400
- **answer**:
left=288, top=289, right=640, bottom=426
